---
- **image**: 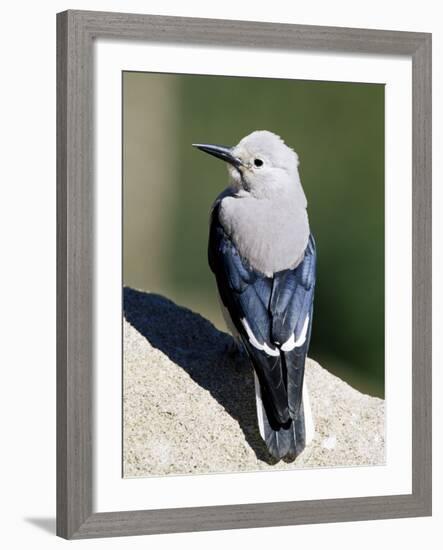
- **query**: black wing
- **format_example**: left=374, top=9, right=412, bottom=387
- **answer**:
left=208, top=202, right=316, bottom=458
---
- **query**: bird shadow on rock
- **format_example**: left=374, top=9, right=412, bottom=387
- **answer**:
left=123, top=286, right=277, bottom=465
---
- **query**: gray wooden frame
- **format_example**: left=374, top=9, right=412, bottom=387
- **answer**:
left=57, top=9, right=432, bottom=540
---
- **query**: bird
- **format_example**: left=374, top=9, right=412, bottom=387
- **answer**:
left=193, top=130, right=316, bottom=461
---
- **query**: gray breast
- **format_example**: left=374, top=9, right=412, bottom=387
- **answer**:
left=219, top=194, right=310, bottom=277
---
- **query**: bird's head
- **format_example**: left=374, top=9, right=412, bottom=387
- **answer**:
left=193, top=131, right=302, bottom=199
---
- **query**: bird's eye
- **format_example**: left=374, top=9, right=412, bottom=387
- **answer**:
left=254, top=158, right=263, bottom=167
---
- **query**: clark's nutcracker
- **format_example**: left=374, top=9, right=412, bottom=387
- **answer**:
left=193, top=131, right=316, bottom=461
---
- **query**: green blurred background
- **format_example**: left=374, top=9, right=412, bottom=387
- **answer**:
left=123, top=71, right=385, bottom=398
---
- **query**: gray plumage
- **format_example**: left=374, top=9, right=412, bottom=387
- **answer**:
left=219, top=193, right=309, bottom=277
left=218, top=131, right=309, bottom=276
left=194, top=131, right=316, bottom=461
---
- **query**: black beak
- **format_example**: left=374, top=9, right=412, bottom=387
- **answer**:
left=192, top=143, right=243, bottom=169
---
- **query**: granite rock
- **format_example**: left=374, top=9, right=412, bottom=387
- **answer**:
left=123, top=287, right=385, bottom=477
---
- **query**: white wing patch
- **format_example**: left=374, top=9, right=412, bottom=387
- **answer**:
left=281, top=315, right=310, bottom=351
left=241, top=318, right=280, bottom=357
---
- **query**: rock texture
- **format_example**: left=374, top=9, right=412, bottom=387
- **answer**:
left=123, top=287, right=385, bottom=477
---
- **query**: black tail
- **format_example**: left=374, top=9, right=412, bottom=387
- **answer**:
left=253, top=372, right=306, bottom=460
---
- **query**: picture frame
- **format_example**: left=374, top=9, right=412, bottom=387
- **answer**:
left=56, top=9, right=432, bottom=539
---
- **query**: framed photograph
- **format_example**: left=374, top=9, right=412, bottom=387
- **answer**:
left=57, top=10, right=432, bottom=539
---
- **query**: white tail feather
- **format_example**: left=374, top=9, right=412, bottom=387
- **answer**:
left=303, top=381, right=315, bottom=445
left=253, top=372, right=265, bottom=439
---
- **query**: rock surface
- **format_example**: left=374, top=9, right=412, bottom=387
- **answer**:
left=123, top=287, right=385, bottom=477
